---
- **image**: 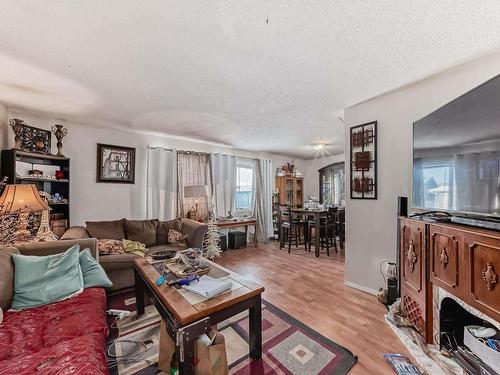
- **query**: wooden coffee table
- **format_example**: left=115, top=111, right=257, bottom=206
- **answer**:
left=133, top=258, right=265, bottom=374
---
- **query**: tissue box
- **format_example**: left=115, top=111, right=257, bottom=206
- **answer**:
left=463, top=325, right=500, bottom=374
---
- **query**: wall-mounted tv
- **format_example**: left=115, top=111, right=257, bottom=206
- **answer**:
left=413, top=75, right=500, bottom=218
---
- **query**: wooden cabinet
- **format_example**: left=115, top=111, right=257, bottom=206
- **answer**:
left=400, top=218, right=431, bottom=341
left=467, top=233, right=500, bottom=319
left=275, top=176, right=303, bottom=207
left=400, top=217, right=500, bottom=342
left=429, top=225, right=462, bottom=292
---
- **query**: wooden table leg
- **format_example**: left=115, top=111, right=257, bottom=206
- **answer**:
left=254, top=223, right=258, bottom=247
left=134, top=268, right=145, bottom=316
left=249, top=295, right=262, bottom=359
left=244, top=224, right=249, bottom=247
left=315, top=212, right=320, bottom=257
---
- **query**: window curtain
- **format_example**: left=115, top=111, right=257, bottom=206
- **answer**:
left=211, top=154, right=236, bottom=218
left=177, top=152, right=212, bottom=220
left=146, top=147, right=177, bottom=220
left=253, top=159, right=273, bottom=244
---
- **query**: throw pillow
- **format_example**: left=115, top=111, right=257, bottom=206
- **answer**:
left=11, top=244, right=84, bottom=310
left=122, top=239, right=147, bottom=257
left=125, top=219, right=159, bottom=248
left=79, top=249, right=113, bottom=288
left=97, top=239, right=125, bottom=255
left=168, top=229, right=188, bottom=245
left=157, top=218, right=183, bottom=245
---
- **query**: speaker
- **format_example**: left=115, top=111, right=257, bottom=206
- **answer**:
left=396, top=196, right=408, bottom=299
left=397, top=196, right=408, bottom=217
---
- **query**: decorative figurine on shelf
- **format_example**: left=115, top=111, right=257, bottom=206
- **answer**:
left=35, top=191, right=58, bottom=242
left=9, top=119, right=25, bottom=150
left=51, top=124, right=68, bottom=157
left=203, top=218, right=222, bottom=260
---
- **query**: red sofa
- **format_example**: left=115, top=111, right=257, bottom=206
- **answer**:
left=0, top=239, right=109, bottom=375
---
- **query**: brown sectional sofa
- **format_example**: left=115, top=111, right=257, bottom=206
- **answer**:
left=61, top=218, right=208, bottom=291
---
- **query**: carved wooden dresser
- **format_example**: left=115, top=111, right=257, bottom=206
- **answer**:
left=399, top=217, right=500, bottom=343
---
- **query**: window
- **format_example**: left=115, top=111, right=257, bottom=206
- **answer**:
left=235, top=159, right=254, bottom=212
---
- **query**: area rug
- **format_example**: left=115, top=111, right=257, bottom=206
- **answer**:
left=107, top=292, right=357, bottom=374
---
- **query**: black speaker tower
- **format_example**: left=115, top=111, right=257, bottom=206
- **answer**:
left=396, top=196, right=408, bottom=298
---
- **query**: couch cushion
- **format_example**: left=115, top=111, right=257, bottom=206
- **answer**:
left=99, top=253, right=140, bottom=273
left=86, top=219, right=125, bottom=240
left=157, top=218, right=183, bottom=245
left=0, top=333, right=108, bottom=374
left=125, top=219, right=158, bottom=247
left=11, top=245, right=84, bottom=310
left=0, top=246, right=19, bottom=311
left=0, top=287, right=107, bottom=361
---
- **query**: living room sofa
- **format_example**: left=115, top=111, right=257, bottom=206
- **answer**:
left=61, top=218, right=208, bottom=291
left=0, top=239, right=109, bottom=374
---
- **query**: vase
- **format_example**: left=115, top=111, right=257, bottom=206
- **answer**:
left=51, top=124, right=68, bottom=157
left=9, top=118, right=25, bottom=150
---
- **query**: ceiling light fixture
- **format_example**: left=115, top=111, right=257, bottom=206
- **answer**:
left=312, top=143, right=326, bottom=151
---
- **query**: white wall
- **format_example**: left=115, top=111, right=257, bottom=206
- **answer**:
left=301, top=154, right=345, bottom=199
left=344, top=50, right=500, bottom=293
left=2, top=109, right=304, bottom=225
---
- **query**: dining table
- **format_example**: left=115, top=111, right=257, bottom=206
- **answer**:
left=290, top=208, right=327, bottom=257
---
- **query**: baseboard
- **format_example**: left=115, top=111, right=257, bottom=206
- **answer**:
left=344, top=280, right=378, bottom=296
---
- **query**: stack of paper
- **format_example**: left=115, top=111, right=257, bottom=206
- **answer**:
left=182, top=275, right=232, bottom=299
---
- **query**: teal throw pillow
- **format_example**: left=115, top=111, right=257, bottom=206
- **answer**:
left=79, top=249, right=113, bottom=288
left=11, top=244, right=84, bottom=310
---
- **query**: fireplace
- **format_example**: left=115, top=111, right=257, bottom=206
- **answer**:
left=439, top=297, right=495, bottom=348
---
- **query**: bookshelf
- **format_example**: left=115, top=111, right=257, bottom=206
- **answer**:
left=1, top=149, right=70, bottom=231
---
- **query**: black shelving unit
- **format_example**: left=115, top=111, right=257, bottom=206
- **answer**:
left=1, top=149, right=70, bottom=226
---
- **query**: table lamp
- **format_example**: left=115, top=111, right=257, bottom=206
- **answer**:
left=0, top=184, right=51, bottom=242
left=184, top=185, right=209, bottom=221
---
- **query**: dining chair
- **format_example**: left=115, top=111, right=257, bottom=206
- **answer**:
left=278, top=205, right=307, bottom=253
left=307, top=207, right=338, bottom=256
left=336, top=208, right=345, bottom=249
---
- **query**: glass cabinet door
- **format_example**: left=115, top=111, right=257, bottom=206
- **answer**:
left=319, top=163, right=345, bottom=206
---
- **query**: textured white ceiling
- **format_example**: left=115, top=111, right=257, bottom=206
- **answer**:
left=1, top=1, right=500, bottom=158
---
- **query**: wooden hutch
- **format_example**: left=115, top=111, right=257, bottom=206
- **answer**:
left=275, top=176, right=303, bottom=208
left=400, top=216, right=500, bottom=343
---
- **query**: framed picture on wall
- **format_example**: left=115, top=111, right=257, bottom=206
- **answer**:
left=96, top=143, right=135, bottom=183
left=350, top=121, right=377, bottom=199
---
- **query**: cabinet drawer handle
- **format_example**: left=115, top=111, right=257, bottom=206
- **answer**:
left=406, top=239, right=417, bottom=273
left=482, top=263, right=497, bottom=292
left=440, top=247, right=449, bottom=269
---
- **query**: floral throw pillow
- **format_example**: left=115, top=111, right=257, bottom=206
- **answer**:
left=97, top=239, right=125, bottom=256
left=168, top=229, right=188, bottom=245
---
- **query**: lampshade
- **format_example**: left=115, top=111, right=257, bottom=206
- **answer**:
left=0, top=184, right=50, bottom=214
left=184, top=185, right=209, bottom=198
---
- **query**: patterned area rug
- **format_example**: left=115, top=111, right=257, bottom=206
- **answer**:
left=107, top=292, right=357, bottom=374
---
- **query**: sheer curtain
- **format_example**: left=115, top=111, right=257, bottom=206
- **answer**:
left=211, top=154, right=236, bottom=218
left=177, top=152, right=212, bottom=219
left=254, top=159, right=273, bottom=243
left=146, top=147, right=177, bottom=220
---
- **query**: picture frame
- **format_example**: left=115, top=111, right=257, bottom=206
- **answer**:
left=350, top=121, right=377, bottom=199
left=96, top=143, right=135, bottom=184
left=20, top=124, right=51, bottom=154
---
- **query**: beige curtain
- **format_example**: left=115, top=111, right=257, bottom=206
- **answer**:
left=177, top=152, right=212, bottom=220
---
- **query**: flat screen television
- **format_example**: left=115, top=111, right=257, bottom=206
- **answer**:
left=413, top=74, right=500, bottom=219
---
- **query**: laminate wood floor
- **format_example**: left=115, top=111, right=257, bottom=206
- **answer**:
left=217, top=241, right=409, bottom=375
